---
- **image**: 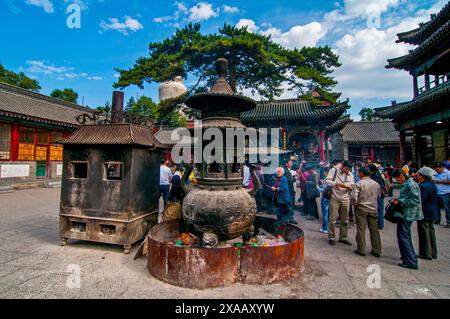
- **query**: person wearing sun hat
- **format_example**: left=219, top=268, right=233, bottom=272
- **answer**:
left=417, top=166, right=439, bottom=260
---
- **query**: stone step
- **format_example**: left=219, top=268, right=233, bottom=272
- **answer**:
left=45, top=181, right=61, bottom=188
left=0, top=185, right=14, bottom=194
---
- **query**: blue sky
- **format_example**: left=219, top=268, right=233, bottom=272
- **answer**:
left=0, top=0, right=447, bottom=118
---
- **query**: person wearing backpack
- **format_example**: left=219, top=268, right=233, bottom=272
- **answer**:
left=325, top=160, right=354, bottom=246
left=169, top=165, right=185, bottom=203
left=369, top=164, right=387, bottom=230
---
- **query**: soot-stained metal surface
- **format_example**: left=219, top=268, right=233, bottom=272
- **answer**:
left=58, top=92, right=163, bottom=254
left=181, top=58, right=259, bottom=243
left=147, top=216, right=304, bottom=289
left=59, top=143, right=161, bottom=253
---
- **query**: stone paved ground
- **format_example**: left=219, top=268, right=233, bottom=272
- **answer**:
left=0, top=188, right=449, bottom=299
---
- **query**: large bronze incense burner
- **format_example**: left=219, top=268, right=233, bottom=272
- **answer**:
left=181, top=58, right=259, bottom=244
left=146, top=59, right=305, bottom=288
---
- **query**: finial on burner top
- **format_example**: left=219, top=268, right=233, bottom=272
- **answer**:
left=216, top=58, right=228, bottom=78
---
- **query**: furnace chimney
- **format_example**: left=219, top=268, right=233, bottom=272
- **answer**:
left=111, top=91, right=124, bottom=123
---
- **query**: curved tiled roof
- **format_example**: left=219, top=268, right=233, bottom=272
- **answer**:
left=396, top=1, right=450, bottom=45
left=387, top=19, right=450, bottom=70
left=0, top=82, right=95, bottom=128
left=326, top=115, right=352, bottom=136
left=241, top=98, right=349, bottom=125
left=375, top=80, right=450, bottom=119
left=340, top=121, right=399, bottom=144
left=59, top=124, right=163, bottom=147
left=0, top=82, right=96, bottom=127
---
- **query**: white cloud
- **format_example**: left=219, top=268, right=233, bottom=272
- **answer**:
left=99, top=16, right=143, bottom=35
left=236, top=19, right=259, bottom=32
left=234, top=0, right=446, bottom=115
left=263, top=22, right=327, bottom=48
left=175, top=1, right=188, bottom=15
left=63, top=72, right=88, bottom=78
left=64, top=73, right=78, bottom=78
left=153, top=16, right=173, bottom=23
left=223, top=5, right=239, bottom=14
left=236, top=19, right=326, bottom=48
left=25, top=0, right=54, bottom=13
left=154, top=2, right=221, bottom=26
left=344, top=0, right=402, bottom=17
left=26, top=60, right=72, bottom=75
left=153, top=2, right=185, bottom=24
left=324, top=0, right=406, bottom=29
left=188, top=2, right=219, bottom=22
left=26, top=60, right=101, bottom=81
left=114, top=73, right=120, bottom=78
left=332, top=5, right=442, bottom=101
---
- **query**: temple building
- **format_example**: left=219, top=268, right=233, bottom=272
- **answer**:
left=375, top=3, right=450, bottom=165
left=331, top=121, right=405, bottom=165
left=241, top=96, right=350, bottom=163
left=0, top=82, right=95, bottom=188
left=154, top=96, right=350, bottom=165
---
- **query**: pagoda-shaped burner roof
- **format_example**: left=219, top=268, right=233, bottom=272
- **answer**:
left=209, top=59, right=234, bottom=95
left=185, top=58, right=256, bottom=115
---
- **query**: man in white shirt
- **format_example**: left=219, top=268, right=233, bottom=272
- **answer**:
left=160, top=159, right=172, bottom=209
left=325, top=160, right=355, bottom=246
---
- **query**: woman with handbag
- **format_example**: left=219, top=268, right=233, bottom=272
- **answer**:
left=391, top=169, right=424, bottom=270
left=303, top=165, right=320, bottom=221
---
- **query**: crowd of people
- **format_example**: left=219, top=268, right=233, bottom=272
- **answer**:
left=159, top=156, right=450, bottom=270
left=257, top=156, right=450, bottom=270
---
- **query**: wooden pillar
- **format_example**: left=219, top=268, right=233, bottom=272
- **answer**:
left=319, top=129, right=325, bottom=162
left=399, top=130, right=406, bottom=164
left=413, top=75, right=419, bottom=98
left=424, top=69, right=430, bottom=91
left=414, top=132, right=422, bottom=166
left=11, top=123, right=20, bottom=161
left=370, top=146, right=375, bottom=161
